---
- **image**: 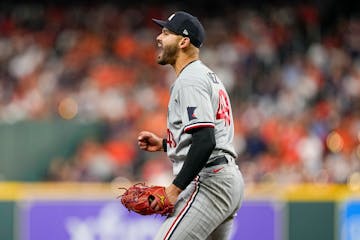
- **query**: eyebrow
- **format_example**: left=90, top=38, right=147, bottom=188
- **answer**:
left=162, top=28, right=172, bottom=34
left=162, top=28, right=181, bottom=37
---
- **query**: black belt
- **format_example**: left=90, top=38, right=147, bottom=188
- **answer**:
left=205, top=156, right=228, bottom=168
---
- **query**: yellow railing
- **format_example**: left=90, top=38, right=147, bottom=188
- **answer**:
left=1, top=182, right=360, bottom=201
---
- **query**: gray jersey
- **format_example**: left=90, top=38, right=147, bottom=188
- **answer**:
left=166, top=60, right=237, bottom=175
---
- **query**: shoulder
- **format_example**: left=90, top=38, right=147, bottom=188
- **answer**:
left=178, top=61, right=214, bottom=88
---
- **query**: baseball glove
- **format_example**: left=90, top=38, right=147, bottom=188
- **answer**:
left=119, top=183, right=174, bottom=216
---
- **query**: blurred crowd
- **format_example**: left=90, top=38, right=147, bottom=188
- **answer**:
left=1, top=2, right=360, bottom=185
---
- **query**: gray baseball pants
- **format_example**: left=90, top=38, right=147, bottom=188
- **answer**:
left=154, top=157, right=244, bottom=240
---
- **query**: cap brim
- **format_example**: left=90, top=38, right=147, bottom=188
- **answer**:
left=152, top=18, right=167, bottom=28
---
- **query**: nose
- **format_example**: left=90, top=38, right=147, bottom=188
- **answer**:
left=156, top=36, right=163, bottom=47
left=156, top=33, right=162, bottom=42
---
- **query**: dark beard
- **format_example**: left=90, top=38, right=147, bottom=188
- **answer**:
left=157, top=43, right=178, bottom=65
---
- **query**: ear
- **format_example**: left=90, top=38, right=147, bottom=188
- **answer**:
left=179, top=37, right=190, bottom=49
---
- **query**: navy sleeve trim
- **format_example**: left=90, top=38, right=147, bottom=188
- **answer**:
left=183, top=122, right=215, bottom=133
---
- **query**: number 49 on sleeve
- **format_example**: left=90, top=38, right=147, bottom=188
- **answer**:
left=216, top=89, right=231, bottom=126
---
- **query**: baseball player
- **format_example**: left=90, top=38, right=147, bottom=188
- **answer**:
left=138, top=11, right=244, bottom=239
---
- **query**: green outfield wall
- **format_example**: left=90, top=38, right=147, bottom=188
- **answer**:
left=287, top=201, right=336, bottom=240
left=0, top=121, right=105, bottom=181
left=0, top=201, right=15, bottom=240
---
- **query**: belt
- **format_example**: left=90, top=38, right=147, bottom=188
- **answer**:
left=205, top=156, right=228, bottom=168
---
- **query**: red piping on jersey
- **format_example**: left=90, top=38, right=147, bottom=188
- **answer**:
left=163, top=176, right=200, bottom=240
left=184, top=123, right=215, bottom=133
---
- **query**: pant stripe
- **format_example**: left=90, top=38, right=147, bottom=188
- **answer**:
left=163, top=176, right=200, bottom=240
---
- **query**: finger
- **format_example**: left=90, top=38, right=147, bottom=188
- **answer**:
left=138, top=131, right=152, bottom=140
left=138, top=131, right=149, bottom=138
left=138, top=140, right=149, bottom=146
left=150, top=198, right=158, bottom=209
left=139, top=131, right=151, bottom=135
left=139, top=142, right=147, bottom=148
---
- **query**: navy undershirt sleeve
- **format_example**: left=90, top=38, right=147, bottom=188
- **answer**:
left=172, top=127, right=216, bottom=190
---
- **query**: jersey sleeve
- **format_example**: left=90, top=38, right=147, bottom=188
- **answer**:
left=178, top=85, right=215, bottom=133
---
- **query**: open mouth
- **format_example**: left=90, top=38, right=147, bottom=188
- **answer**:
left=157, top=43, right=163, bottom=58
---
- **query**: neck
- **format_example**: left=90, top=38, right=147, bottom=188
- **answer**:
left=173, top=54, right=199, bottom=76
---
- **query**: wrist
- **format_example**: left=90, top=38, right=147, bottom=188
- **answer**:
left=168, top=184, right=182, bottom=194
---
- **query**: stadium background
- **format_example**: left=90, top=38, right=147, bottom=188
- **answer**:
left=0, top=0, right=359, bottom=239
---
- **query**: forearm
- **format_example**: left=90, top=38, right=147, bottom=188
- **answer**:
left=172, top=127, right=216, bottom=190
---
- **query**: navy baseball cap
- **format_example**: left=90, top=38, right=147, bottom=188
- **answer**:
left=152, top=11, right=205, bottom=48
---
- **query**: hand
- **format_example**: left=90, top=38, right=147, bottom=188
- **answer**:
left=138, top=131, right=163, bottom=152
left=150, top=184, right=182, bottom=211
